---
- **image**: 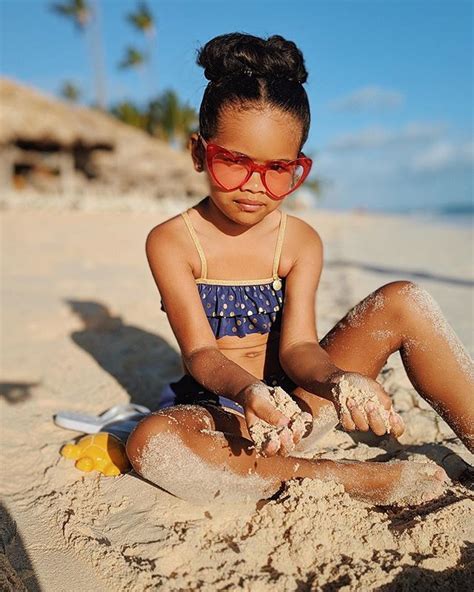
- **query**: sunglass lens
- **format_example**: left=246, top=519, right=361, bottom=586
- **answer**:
left=265, top=163, right=305, bottom=197
left=211, top=154, right=249, bottom=190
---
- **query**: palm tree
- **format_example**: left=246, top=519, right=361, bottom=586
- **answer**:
left=177, top=104, right=199, bottom=149
left=147, top=90, right=198, bottom=148
left=305, top=177, right=324, bottom=202
left=50, top=0, right=107, bottom=109
left=108, top=89, right=198, bottom=151
left=109, top=100, right=148, bottom=130
left=118, top=46, right=146, bottom=71
left=125, top=2, right=157, bottom=95
left=301, top=148, right=328, bottom=204
left=126, top=1, right=155, bottom=38
left=51, top=0, right=90, bottom=27
left=60, top=81, right=81, bottom=102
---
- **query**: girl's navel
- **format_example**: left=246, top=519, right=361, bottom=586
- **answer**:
left=244, top=350, right=263, bottom=359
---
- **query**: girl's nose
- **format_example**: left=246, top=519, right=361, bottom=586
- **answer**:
left=241, top=170, right=265, bottom=193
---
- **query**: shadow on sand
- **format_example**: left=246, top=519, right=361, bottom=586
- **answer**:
left=0, top=381, right=40, bottom=405
left=65, top=299, right=183, bottom=410
left=0, top=502, right=41, bottom=592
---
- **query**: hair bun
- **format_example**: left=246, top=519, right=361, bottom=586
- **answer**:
left=196, top=32, right=308, bottom=84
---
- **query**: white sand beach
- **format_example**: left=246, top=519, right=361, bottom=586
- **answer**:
left=1, top=203, right=473, bottom=591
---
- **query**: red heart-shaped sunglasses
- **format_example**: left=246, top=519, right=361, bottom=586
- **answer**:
left=198, top=134, right=313, bottom=200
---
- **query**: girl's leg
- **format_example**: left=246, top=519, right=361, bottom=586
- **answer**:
left=126, top=279, right=470, bottom=505
left=126, top=402, right=447, bottom=506
left=313, top=279, right=474, bottom=452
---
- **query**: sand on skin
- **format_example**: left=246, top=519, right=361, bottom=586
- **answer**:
left=1, top=201, right=473, bottom=591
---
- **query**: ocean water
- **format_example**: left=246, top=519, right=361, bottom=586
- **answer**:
left=375, top=203, right=473, bottom=230
left=409, top=211, right=473, bottom=229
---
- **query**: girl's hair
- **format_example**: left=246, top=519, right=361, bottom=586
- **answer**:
left=195, top=32, right=311, bottom=151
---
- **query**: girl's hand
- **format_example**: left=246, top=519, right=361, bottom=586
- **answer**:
left=328, top=371, right=405, bottom=438
left=239, top=382, right=303, bottom=457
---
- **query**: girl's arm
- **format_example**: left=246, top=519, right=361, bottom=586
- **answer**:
left=278, top=219, right=344, bottom=402
left=146, top=221, right=266, bottom=404
left=277, top=220, right=403, bottom=438
left=280, top=342, right=343, bottom=402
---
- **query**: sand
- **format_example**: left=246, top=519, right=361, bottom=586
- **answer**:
left=1, top=201, right=473, bottom=590
left=248, top=385, right=313, bottom=456
left=140, top=431, right=277, bottom=504
left=331, top=372, right=393, bottom=432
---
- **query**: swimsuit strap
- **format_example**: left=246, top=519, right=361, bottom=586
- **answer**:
left=181, top=208, right=287, bottom=282
left=180, top=209, right=208, bottom=279
left=272, top=211, right=287, bottom=279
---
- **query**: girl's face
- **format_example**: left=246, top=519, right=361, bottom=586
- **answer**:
left=190, top=106, right=303, bottom=225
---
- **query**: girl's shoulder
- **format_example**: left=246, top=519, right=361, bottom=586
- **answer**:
left=146, top=210, right=188, bottom=245
left=145, top=211, right=196, bottom=272
left=284, top=212, right=323, bottom=252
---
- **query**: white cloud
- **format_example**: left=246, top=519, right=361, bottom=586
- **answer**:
left=314, top=124, right=472, bottom=210
left=401, top=122, right=448, bottom=141
left=328, top=126, right=391, bottom=150
left=327, top=122, right=447, bottom=151
left=328, top=85, right=404, bottom=112
left=411, top=140, right=474, bottom=172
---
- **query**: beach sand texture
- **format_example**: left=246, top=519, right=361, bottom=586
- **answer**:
left=1, top=205, right=473, bottom=591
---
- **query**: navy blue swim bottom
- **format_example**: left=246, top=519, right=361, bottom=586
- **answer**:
left=157, top=372, right=299, bottom=417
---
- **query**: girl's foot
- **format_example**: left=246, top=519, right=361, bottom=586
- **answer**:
left=318, top=459, right=449, bottom=506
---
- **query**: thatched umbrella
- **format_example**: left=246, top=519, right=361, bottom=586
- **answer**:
left=0, top=78, right=208, bottom=198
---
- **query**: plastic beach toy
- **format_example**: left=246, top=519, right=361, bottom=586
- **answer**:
left=54, top=403, right=150, bottom=434
left=60, top=432, right=131, bottom=476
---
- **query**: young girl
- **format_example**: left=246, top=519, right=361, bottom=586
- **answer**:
left=126, top=33, right=473, bottom=506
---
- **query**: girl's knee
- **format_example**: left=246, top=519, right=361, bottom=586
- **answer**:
left=381, top=280, right=438, bottom=324
left=370, top=280, right=417, bottom=321
left=125, top=405, right=214, bottom=472
left=379, top=280, right=417, bottom=305
left=126, top=412, right=174, bottom=471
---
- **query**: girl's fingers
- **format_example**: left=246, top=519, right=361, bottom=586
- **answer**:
left=246, top=407, right=305, bottom=456
left=262, top=439, right=280, bottom=457
left=245, top=410, right=256, bottom=429
left=340, top=409, right=356, bottom=431
left=278, top=427, right=294, bottom=456
left=365, top=403, right=388, bottom=436
left=290, top=421, right=305, bottom=445
left=389, top=411, right=405, bottom=437
left=377, top=388, right=392, bottom=410
left=256, top=398, right=290, bottom=428
left=347, top=399, right=369, bottom=431
left=333, top=375, right=402, bottom=437
left=262, top=426, right=301, bottom=457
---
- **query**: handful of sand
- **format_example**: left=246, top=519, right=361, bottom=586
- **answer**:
left=330, top=373, right=392, bottom=433
left=248, top=386, right=313, bottom=456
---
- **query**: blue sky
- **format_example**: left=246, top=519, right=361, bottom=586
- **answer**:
left=1, top=0, right=472, bottom=212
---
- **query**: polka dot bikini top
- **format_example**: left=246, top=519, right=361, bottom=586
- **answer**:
left=160, top=208, right=287, bottom=339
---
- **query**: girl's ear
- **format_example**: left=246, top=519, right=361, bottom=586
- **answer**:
left=189, top=133, right=204, bottom=172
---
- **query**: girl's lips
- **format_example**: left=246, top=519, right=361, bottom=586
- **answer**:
left=234, top=200, right=265, bottom=211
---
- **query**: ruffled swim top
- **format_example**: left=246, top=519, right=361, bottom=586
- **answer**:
left=160, top=208, right=287, bottom=339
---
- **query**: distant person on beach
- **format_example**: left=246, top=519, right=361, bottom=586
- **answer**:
left=126, top=33, right=473, bottom=506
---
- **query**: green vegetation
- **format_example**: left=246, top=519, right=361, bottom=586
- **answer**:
left=118, top=46, right=146, bottom=71
left=50, top=0, right=90, bottom=28
left=110, top=90, right=198, bottom=150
